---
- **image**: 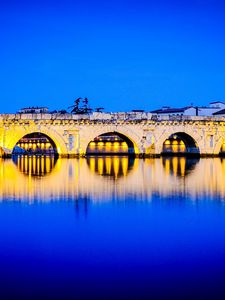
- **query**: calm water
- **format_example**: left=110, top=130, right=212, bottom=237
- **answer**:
left=1, top=156, right=225, bottom=299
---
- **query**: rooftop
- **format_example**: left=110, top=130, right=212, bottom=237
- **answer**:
left=151, top=106, right=193, bottom=114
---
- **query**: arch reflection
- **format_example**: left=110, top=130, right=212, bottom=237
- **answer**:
left=2, top=157, right=225, bottom=205
left=12, top=155, right=57, bottom=176
left=162, top=157, right=199, bottom=177
left=86, top=156, right=135, bottom=179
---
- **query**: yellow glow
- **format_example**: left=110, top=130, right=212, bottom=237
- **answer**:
left=2, top=157, right=225, bottom=203
left=98, top=158, right=104, bottom=175
left=57, top=147, right=61, bottom=154
left=165, top=159, right=170, bottom=175
left=37, top=156, right=40, bottom=174
left=164, top=140, right=171, bottom=145
left=29, top=156, right=32, bottom=175
left=221, top=142, right=225, bottom=152
left=86, top=134, right=134, bottom=155
left=32, top=156, right=36, bottom=174
left=172, top=145, right=178, bottom=153
left=180, top=144, right=186, bottom=152
left=105, top=157, right=112, bottom=174
left=122, top=157, right=128, bottom=176
left=113, top=157, right=119, bottom=178
left=172, top=157, right=178, bottom=176
left=122, top=142, right=128, bottom=148
left=180, top=157, right=186, bottom=176
left=41, top=156, right=45, bottom=174
left=24, top=157, right=28, bottom=173
left=89, top=158, right=95, bottom=173
left=46, top=158, right=51, bottom=173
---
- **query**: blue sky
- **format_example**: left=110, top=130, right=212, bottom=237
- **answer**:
left=0, top=0, right=225, bottom=113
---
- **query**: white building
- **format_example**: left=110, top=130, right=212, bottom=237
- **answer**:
left=151, top=101, right=225, bottom=117
left=151, top=106, right=197, bottom=116
left=197, top=101, right=225, bottom=116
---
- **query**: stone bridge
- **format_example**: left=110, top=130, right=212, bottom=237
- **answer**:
left=1, top=112, right=225, bottom=157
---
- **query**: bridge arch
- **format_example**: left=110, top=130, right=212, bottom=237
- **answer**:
left=156, top=130, right=201, bottom=156
left=13, top=132, right=58, bottom=155
left=81, top=127, right=142, bottom=156
left=4, top=127, right=68, bottom=156
left=86, top=131, right=136, bottom=155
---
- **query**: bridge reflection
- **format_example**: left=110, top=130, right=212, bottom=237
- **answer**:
left=12, top=155, right=57, bottom=176
left=87, top=156, right=135, bottom=179
left=162, top=157, right=199, bottom=177
left=1, top=157, right=225, bottom=205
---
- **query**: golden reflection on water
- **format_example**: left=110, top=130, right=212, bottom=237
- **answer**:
left=13, top=155, right=57, bottom=176
left=1, top=156, right=225, bottom=202
left=86, top=156, right=135, bottom=179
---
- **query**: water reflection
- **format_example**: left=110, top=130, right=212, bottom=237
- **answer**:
left=86, top=156, right=135, bottom=179
left=1, top=156, right=225, bottom=202
left=1, top=156, right=225, bottom=300
left=162, top=157, right=199, bottom=177
left=12, top=155, right=57, bottom=176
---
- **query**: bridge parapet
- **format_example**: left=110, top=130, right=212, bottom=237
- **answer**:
left=0, top=112, right=152, bottom=121
left=1, top=113, right=225, bottom=122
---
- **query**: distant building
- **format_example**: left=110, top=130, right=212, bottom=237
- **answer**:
left=151, top=106, right=196, bottom=116
left=18, top=107, right=48, bottom=114
left=197, top=102, right=225, bottom=116
left=151, top=101, right=225, bottom=117
left=212, top=108, right=225, bottom=117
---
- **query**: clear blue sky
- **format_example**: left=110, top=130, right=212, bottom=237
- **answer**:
left=0, top=0, right=225, bottom=113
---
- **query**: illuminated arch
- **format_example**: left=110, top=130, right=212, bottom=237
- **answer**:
left=159, top=131, right=200, bottom=155
left=81, top=127, right=142, bottom=156
left=13, top=132, right=58, bottom=155
left=86, top=131, right=136, bottom=155
left=3, top=127, right=68, bottom=156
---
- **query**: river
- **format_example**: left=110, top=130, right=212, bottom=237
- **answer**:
left=0, top=156, right=225, bottom=299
